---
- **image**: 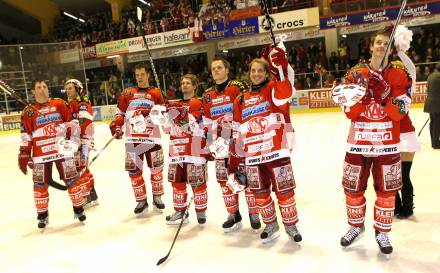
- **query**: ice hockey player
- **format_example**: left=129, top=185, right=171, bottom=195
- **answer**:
left=331, top=27, right=412, bottom=254
left=202, top=56, right=261, bottom=233
left=64, top=78, right=98, bottom=208
left=19, top=79, right=86, bottom=229
left=109, top=63, right=165, bottom=216
left=150, top=74, right=208, bottom=225
left=229, top=44, right=302, bottom=243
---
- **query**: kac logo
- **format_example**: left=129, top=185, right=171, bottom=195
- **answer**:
left=247, top=117, right=268, bottom=134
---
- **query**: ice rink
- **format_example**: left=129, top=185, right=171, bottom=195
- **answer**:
left=0, top=107, right=439, bottom=273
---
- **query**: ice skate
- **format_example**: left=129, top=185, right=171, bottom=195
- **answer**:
left=166, top=210, right=189, bottom=225
left=260, top=222, right=280, bottom=243
left=152, top=196, right=165, bottom=212
left=340, top=226, right=365, bottom=247
left=285, top=224, right=302, bottom=242
left=375, top=230, right=393, bottom=254
left=196, top=211, right=206, bottom=224
left=73, top=207, right=86, bottom=223
left=249, top=213, right=261, bottom=231
left=37, top=212, right=49, bottom=231
left=222, top=211, right=242, bottom=233
left=134, top=201, right=148, bottom=216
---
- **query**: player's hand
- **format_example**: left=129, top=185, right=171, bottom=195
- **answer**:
left=18, top=149, right=31, bottom=175
left=109, top=121, right=123, bottom=139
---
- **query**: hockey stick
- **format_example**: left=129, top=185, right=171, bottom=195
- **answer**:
left=418, top=117, right=429, bottom=137
left=260, top=0, right=276, bottom=46
left=157, top=177, right=203, bottom=266
left=136, top=7, right=166, bottom=98
left=379, top=0, right=407, bottom=70
left=0, top=80, right=68, bottom=190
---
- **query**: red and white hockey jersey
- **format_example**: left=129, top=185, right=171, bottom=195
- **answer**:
left=20, top=98, right=72, bottom=163
left=343, top=61, right=411, bottom=155
left=164, top=98, right=206, bottom=164
left=202, top=80, right=247, bottom=141
left=68, top=95, right=94, bottom=145
left=232, top=79, right=294, bottom=166
left=114, top=86, right=164, bottom=144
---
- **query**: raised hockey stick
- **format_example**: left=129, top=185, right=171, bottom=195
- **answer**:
left=418, top=117, right=429, bottom=137
left=0, top=80, right=69, bottom=190
left=136, top=7, right=166, bottom=98
left=157, top=178, right=203, bottom=266
left=260, top=0, right=276, bottom=46
left=379, top=0, right=408, bottom=70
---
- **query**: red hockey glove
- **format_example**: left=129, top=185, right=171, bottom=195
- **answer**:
left=269, top=47, right=289, bottom=80
left=18, top=148, right=31, bottom=175
left=368, top=70, right=390, bottom=104
left=109, top=121, right=124, bottom=139
left=261, top=44, right=278, bottom=77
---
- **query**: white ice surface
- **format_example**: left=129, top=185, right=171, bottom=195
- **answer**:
left=0, top=108, right=438, bottom=273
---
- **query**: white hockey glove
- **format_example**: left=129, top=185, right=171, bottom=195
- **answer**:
left=394, top=24, right=413, bottom=52
left=331, top=83, right=366, bottom=107
left=57, top=139, right=79, bottom=157
left=208, top=137, right=230, bottom=159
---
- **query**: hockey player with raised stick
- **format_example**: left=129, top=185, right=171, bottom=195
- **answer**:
left=151, top=74, right=208, bottom=225
left=229, top=45, right=302, bottom=244
left=109, top=63, right=166, bottom=216
left=19, top=79, right=86, bottom=229
left=332, top=26, right=412, bottom=255
left=64, top=79, right=99, bottom=208
left=202, top=56, right=261, bottom=233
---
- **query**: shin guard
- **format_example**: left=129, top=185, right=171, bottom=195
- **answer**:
left=129, top=172, right=147, bottom=202
left=345, top=191, right=366, bottom=227
left=255, top=192, right=277, bottom=224
left=151, top=171, right=164, bottom=197
left=172, top=182, right=188, bottom=211
left=193, top=183, right=208, bottom=212
left=276, top=191, right=299, bottom=226
left=220, top=181, right=239, bottom=214
left=374, top=192, right=395, bottom=232
left=245, top=189, right=258, bottom=215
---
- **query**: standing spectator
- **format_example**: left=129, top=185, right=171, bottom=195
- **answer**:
left=424, top=64, right=440, bottom=149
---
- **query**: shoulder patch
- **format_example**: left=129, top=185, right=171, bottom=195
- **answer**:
left=123, top=87, right=134, bottom=96
left=23, top=105, right=35, bottom=118
left=79, top=104, right=89, bottom=111
left=203, top=93, right=211, bottom=103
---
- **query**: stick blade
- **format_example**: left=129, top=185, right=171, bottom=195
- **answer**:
left=137, top=7, right=142, bottom=22
left=156, top=255, right=168, bottom=266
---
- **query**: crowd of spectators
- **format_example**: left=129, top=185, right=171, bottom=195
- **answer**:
left=51, top=0, right=316, bottom=46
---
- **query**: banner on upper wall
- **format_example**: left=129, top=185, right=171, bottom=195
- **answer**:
left=217, top=27, right=323, bottom=50
left=258, top=7, right=319, bottom=33
left=203, top=17, right=259, bottom=40
left=320, top=1, right=440, bottom=29
left=127, top=33, right=163, bottom=53
left=96, top=40, right=129, bottom=57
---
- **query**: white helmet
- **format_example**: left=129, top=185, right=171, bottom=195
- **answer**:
left=65, top=79, right=85, bottom=95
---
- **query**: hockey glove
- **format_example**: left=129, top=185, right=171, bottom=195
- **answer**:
left=109, top=121, right=124, bottom=139
left=18, top=148, right=31, bottom=175
left=368, top=70, right=390, bottom=104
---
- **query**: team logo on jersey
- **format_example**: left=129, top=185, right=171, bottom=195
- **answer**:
left=247, top=117, right=268, bottom=134
left=362, top=102, right=386, bottom=120
left=42, top=124, right=58, bottom=136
